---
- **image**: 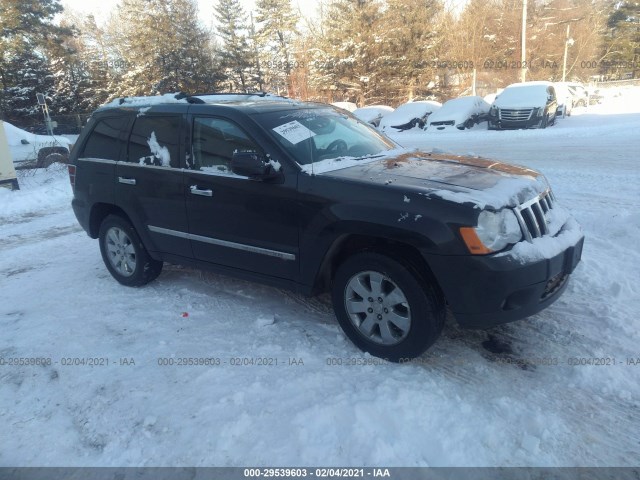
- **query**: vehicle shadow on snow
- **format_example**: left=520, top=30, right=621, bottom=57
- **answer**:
left=159, top=264, right=544, bottom=371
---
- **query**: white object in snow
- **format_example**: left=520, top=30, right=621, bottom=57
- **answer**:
left=427, top=96, right=490, bottom=130
left=2, top=121, right=70, bottom=165
left=352, top=105, right=394, bottom=127
left=0, top=120, right=18, bottom=188
left=379, top=101, right=442, bottom=132
left=331, top=102, right=358, bottom=112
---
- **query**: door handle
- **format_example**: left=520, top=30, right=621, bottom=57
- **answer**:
left=118, top=177, right=136, bottom=185
left=190, top=185, right=213, bottom=197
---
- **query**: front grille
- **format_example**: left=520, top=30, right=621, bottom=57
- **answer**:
left=499, top=108, right=534, bottom=121
left=514, top=189, right=556, bottom=241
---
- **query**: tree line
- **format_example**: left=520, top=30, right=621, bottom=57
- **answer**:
left=0, top=0, right=638, bottom=127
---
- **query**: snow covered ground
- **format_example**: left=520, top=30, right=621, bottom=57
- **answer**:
left=1, top=90, right=639, bottom=467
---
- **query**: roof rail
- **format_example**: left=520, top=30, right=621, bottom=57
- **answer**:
left=101, top=91, right=292, bottom=109
left=189, top=91, right=281, bottom=98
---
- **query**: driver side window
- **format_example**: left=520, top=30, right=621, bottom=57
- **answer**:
left=191, top=117, right=262, bottom=175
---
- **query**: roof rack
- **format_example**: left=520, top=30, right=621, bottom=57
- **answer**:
left=102, top=91, right=291, bottom=109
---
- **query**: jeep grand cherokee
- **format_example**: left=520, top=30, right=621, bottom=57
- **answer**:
left=68, top=93, right=584, bottom=361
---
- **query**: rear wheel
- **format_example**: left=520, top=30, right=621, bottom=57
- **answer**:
left=331, top=252, right=445, bottom=361
left=540, top=114, right=549, bottom=129
left=99, top=214, right=163, bottom=286
left=36, top=148, right=68, bottom=168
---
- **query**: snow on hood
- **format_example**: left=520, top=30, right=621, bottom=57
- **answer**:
left=353, top=105, right=394, bottom=123
left=331, top=102, right=358, bottom=112
left=318, top=149, right=549, bottom=210
left=2, top=121, right=71, bottom=147
left=493, top=83, right=551, bottom=109
left=379, top=101, right=442, bottom=130
left=428, top=96, right=490, bottom=125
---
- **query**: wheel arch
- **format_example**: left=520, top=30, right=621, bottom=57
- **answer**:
left=88, top=203, right=129, bottom=239
left=312, top=233, right=445, bottom=302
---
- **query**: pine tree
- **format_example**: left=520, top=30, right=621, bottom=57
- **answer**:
left=108, top=0, right=221, bottom=98
left=379, top=0, right=446, bottom=102
left=214, top=0, right=256, bottom=91
left=255, top=0, right=299, bottom=94
left=2, top=51, right=55, bottom=121
left=0, top=0, right=72, bottom=120
left=601, top=1, right=640, bottom=79
left=310, top=0, right=384, bottom=105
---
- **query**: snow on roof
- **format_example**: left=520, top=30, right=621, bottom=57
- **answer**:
left=102, top=92, right=189, bottom=108
left=101, top=92, right=296, bottom=109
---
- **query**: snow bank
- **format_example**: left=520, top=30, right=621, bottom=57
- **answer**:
left=0, top=168, right=71, bottom=219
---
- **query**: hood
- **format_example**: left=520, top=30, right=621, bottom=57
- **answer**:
left=320, top=151, right=549, bottom=209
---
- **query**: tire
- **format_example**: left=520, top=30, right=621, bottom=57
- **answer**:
left=540, top=115, right=549, bottom=129
left=36, top=148, right=68, bottom=168
left=331, top=252, right=445, bottom=362
left=98, top=214, right=163, bottom=287
left=37, top=152, right=67, bottom=168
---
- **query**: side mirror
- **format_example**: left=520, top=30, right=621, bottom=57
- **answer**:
left=231, top=151, right=278, bottom=179
left=21, top=139, right=30, bottom=145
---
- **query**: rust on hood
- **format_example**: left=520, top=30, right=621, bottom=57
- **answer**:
left=382, top=151, right=540, bottom=178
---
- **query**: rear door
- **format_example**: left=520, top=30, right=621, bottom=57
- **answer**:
left=115, top=113, right=191, bottom=258
left=184, top=114, right=299, bottom=281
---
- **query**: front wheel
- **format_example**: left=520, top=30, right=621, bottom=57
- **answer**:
left=331, top=252, right=445, bottom=361
left=99, top=214, right=163, bottom=286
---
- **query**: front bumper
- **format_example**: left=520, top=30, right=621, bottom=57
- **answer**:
left=424, top=235, right=584, bottom=328
left=488, top=115, right=544, bottom=130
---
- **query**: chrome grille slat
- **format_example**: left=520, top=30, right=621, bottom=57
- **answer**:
left=514, top=189, right=555, bottom=242
left=531, top=203, right=548, bottom=235
left=498, top=108, right=534, bottom=121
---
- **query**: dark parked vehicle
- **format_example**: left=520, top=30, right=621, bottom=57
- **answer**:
left=488, top=82, right=558, bottom=130
left=69, top=93, right=584, bottom=361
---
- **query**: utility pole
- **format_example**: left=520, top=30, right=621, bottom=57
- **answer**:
left=472, top=68, right=477, bottom=96
left=562, top=24, right=573, bottom=82
left=521, top=0, right=528, bottom=83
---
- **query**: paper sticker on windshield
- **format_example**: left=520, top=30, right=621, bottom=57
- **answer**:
left=273, top=120, right=316, bottom=144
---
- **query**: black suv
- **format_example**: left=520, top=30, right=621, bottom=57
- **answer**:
left=69, top=93, right=584, bottom=361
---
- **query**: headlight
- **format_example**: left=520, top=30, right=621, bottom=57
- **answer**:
left=490, top=105, right=498, bottom=116
left=535, top=107, right=544, bottom=117
left=460, top=209, right=522, bottom=254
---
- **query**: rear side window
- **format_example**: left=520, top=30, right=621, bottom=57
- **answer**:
left=127, top=116, right=180, bottom=168
left=80, top=117, right=128, bottom=160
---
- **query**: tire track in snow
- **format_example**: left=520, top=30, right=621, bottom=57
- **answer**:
left=0, top=224, right=82, bottom=250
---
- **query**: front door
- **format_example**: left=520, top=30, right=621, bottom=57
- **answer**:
left=184, top=116, right=299, bottom=281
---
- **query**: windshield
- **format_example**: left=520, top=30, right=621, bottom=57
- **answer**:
left=258, top=107, right=396, bottom=171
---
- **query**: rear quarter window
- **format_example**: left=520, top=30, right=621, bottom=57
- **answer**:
left=80, top=116, right=129, bottom=160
